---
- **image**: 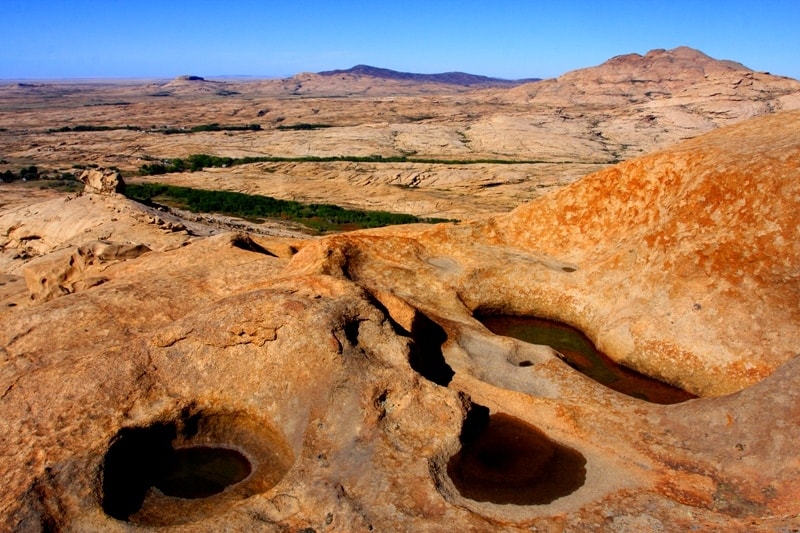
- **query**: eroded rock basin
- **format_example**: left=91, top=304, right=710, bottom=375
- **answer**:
left=155, top=446, right=252, bottom=500
left=101, top=410, right=294, bottom=527
left=479, top=315, right=696, bottom=404
left=103, top=432, right=253, bottom=518
left=447, top=408, right=587, bottom=505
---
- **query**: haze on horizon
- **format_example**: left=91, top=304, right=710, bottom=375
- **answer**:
left=1, top=0, right=799, bottom=81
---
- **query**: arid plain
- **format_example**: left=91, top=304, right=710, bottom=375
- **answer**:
left=2, top=47, right=800, bottom=531
left=3, top=46, right=799, bottom=220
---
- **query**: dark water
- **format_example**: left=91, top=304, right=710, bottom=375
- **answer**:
left=155, top=446, right=252, bottom=499
left=447, top=412, right=586, bottom=505
left=102, top=423, right=254, bottom=521
left=479, top=315, right=696, bottom=404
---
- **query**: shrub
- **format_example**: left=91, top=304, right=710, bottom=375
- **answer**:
left=1, top=165, right=41, bottom=182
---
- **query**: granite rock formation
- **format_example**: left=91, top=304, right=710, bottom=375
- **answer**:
left=77, top=167, right=125, bottom=195
left=1, top=107, right=798, bottom=531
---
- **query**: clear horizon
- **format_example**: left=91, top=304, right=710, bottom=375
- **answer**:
left=1, top=0, right=799, bottom=81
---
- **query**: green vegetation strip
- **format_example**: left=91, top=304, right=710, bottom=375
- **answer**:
left=168, top=123, right=261, bottom=134
left=276, top=123, right=333, bottom=130
left=138, top=153, right=561, bottom=175
left=47, top=123, right=261, bottom=134
left=48, top=125, right=140, bottom=133
left=125, top=183, right=451, bottom=232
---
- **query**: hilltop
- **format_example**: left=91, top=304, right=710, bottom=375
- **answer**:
left=506, top=46, right=794, bottom=104
left=318, top=64, right=537, bottom=86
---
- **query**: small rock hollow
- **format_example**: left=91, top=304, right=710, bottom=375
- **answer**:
left=102, top=426, right=252, bottom=520
left=408, top=312, right=454, bottom=386
left=447, top=405, right=586, bottom=505
left=155, top=446, right=252, bottom=499
left=479, top=315, right=696, bottom=404
left=101, top=410, right=293, bottom=526
left=102, top=423, right=177, bottom=521
left=231, top=235, right=276, bottom=256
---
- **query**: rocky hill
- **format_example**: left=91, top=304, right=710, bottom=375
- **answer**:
left=487, top=46, right=800, bottom=159
left=318, top=64, right=537, bottom=86
left=511, top=46, right=753, bottom=102
left=1, top=104, right=799, bottom=530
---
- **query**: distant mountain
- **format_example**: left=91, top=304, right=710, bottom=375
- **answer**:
left=317, top=65, right=539, bottom=87
left=568, top=46, right=751, bottom=85
left=505, top=46, right=800, bottom=107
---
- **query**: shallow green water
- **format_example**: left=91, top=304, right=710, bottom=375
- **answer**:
left=479, top=315, right=695, bottom=404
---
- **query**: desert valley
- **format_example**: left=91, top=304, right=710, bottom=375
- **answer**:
left=1, top=46, right=800, bottom=531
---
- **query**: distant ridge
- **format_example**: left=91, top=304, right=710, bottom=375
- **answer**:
left=318, top=64, right=539, bottom=87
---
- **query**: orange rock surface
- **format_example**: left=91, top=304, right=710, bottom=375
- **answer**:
left=1, top=107, right=799, bottom=531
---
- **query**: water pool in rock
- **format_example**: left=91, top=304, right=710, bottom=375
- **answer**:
left=447, top=411, right=586, bottom=505
left=155, top=446, right=252, bottom=499
left=101, top=412, right=292, bottom=525
left=479, top=315, right=695, bottom=404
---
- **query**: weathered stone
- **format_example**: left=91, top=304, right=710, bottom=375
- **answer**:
left=78, top=167, right=125, bottom=195
left=22, top=240, right=151, bottom=301
left=1, top=108, right=799, bottom=531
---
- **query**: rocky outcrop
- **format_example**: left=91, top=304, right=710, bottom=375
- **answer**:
left=0, top=193, right=191, bottom=278
left=472, top=108, right=800, bottom=396
left=78, top=167, right=125, bottom=195
left=22, top=240, right=151, bottom=301
left=508, top=46, right=797, bottom=106
left=0, top=109, right=799, bottom=531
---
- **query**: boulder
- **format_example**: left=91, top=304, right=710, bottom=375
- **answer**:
left=78, top=167, right=125, bottom=195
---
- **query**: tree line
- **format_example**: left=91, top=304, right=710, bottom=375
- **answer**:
left=138, top=153, right=549, bottom=175
left=125, top=183, right=451, bottom=232
left=47, top=123, right=261, bottom=134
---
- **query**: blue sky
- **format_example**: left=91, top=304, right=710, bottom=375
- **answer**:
left=1, top=0, right=798, bottom=80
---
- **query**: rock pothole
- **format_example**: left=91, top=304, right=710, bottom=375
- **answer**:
left=363, top=290, right=454, bottom=386
left=444, top=404, right=587, bottom=505
left=407, top=312, right=454, bottom=386
left=101, top=409, right=293, bottom=527
left=154, top=446, right=252, bottom=499
left=478, top=314, right=696, bottom=404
